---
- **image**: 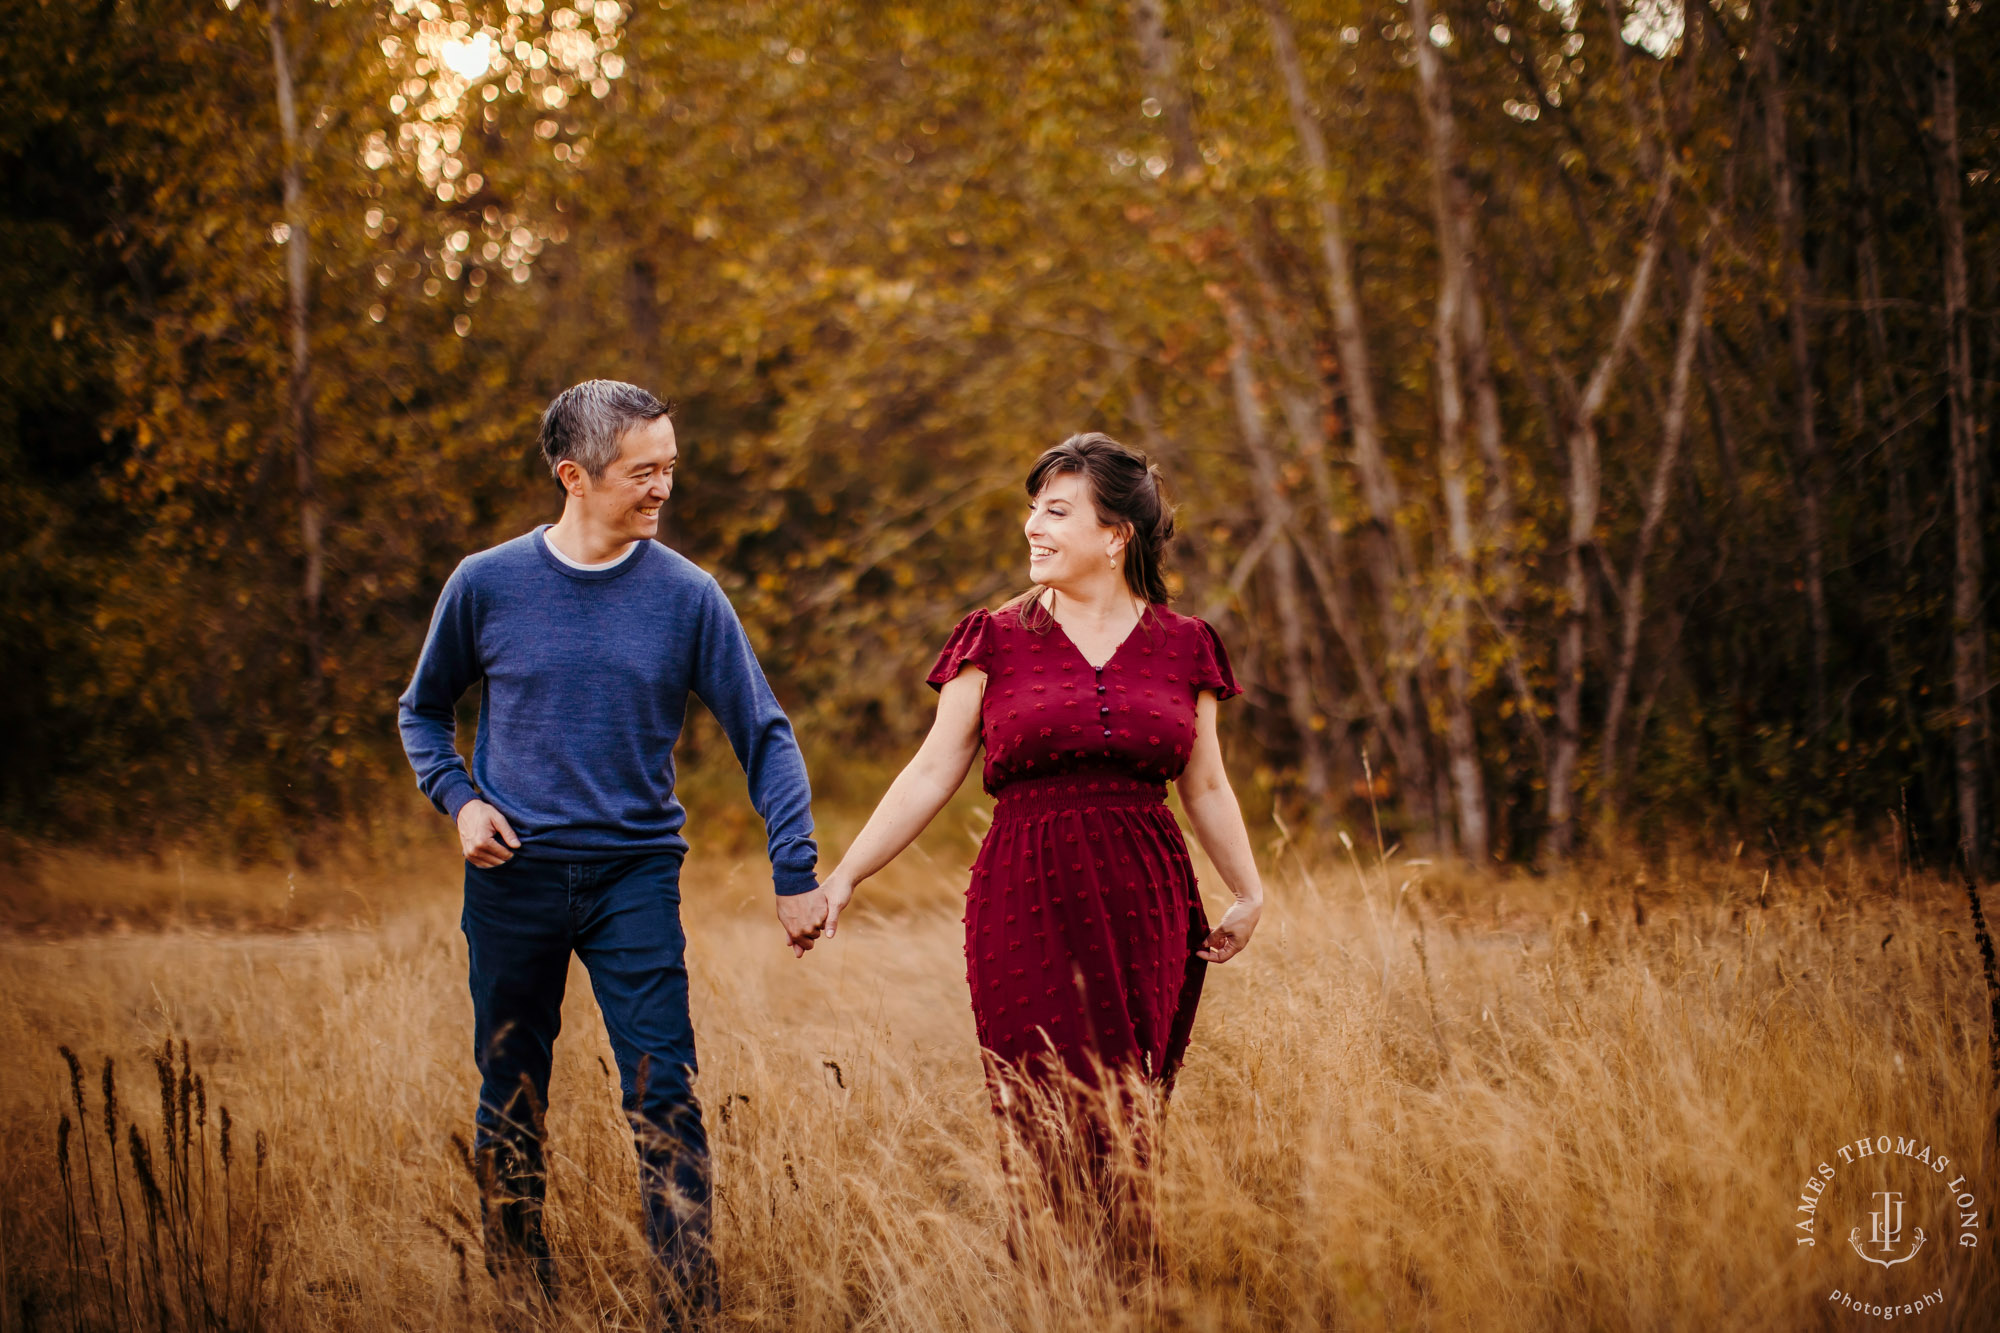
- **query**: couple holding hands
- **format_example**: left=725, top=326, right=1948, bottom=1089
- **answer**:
left=398, top=379, right=1265, bottom=1325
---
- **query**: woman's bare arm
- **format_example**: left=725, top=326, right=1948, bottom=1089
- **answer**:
left=1176, top=692, right=1265, bottom=962
left=822, top=669, right=985, bottom=934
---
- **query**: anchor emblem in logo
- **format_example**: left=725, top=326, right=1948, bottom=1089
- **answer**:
left=1849, top=1190, right=1926, bottom=1268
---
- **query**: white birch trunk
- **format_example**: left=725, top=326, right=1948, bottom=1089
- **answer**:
left=1601, top=240, right=1714, bottom=811
left=1410, top=0, right=1489, bottom=863
left=1544, top=173, right=1675, bottom=860
left=268, top=0, right=323, bottom=688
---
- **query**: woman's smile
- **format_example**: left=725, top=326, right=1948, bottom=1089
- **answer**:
left=1024, top=471, right=1104, bottom=584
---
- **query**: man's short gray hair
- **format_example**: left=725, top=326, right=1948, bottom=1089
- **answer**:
left=537, top=379, right=671, bottom=481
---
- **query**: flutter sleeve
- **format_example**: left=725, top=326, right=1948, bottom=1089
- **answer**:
left=926, top=608, right=996, bottom=691
left=1190, top=617, right=1242, bottom=701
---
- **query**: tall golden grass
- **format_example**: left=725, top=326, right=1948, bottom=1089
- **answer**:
left=2, top=826, right=1997, bottom=1330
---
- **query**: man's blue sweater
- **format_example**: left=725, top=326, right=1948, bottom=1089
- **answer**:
left=397, top=527, right=819, bottom=893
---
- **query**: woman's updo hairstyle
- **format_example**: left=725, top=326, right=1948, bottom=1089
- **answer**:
left=1025, top=432, right=1177, bottom=606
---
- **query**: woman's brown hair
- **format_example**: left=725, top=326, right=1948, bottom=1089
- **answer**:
left=1020, top=432, right=1176, bottom=608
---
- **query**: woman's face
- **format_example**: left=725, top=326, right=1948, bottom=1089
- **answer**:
left=1025, top=471, right=1125, bottom=590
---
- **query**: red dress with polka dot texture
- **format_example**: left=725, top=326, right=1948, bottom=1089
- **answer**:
left=927, top=601, right=1240, bottom=1096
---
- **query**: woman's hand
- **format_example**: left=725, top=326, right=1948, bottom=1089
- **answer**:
left=1179, top=692, right=1266, bottom=964
left=813, top=670, right=985, bottom=949
left=1196, top=894, right=1261, bottom=963
left=822, top=872, right=857, bottom=937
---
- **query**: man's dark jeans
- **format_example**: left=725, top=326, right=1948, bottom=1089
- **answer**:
left=463, top=851, right=715, bottom=1318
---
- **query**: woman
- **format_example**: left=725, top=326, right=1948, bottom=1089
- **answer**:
left=820, top=432, right=1266, bottom=1245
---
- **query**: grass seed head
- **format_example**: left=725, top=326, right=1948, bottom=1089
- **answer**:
left=154, top=1048, right=175, bottom=1142
left=59, top=1046, right=83, bottom=1115
left=448, top=1130, right=477, bottom=1182
left=128, top=1124, right=163, bottom=1213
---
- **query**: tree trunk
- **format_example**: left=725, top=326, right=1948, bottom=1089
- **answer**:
left=1263, top=0, right=1443, bottom=849
left=1477, top=264, right=1567, bottom=773
left=1601, top=238, right=1713, bottom=813
left=1215, top=288, right=1336, bottom=812
left=1262, top=0, right=1405, bottom=573
left=1463, top=242, right=1514, bottom=590
left=1544, top=171, right=1675, bottom=862
left=1294, top=535, right=1385, bottom=738
left=1754, top=1, right=1830, bottom=736
left=1128, top=0, right=1200, bottom=174
left=268, top=0, right=323, bottom=692
left=1409, top=0, right=1489, bottom=864
left=1930, top=2, right=1988, bottom=874
left=626, top=254, right=662, bottom=388
left=1424, top=7, right=1514, bottom=594
left=1127, top=2, right=1339, bottom=816
left=1853, top=130, right=1914, bottom=569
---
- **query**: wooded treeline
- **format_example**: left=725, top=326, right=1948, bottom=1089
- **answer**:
left=2, top=0, right=1994, bottom=868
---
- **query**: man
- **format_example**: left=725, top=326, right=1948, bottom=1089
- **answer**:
left=398, top=380, right=829, bottom=1324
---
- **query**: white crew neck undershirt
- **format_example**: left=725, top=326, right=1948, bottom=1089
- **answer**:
left=542, top=528, right=642, bottom=572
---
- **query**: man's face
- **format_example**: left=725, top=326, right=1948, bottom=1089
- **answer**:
left=567, top=416, right=677, bottom=542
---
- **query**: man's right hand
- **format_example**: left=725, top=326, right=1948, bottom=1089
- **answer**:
left=776, top=887, right=829, bottom=957
left=457, top=799, right=521, bottom=867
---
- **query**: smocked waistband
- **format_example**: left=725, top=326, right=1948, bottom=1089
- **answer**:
left=991, top=773, right=1168, bottom=816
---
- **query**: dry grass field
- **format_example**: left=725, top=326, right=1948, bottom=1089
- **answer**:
left=2, top=815, right=1998, bottom=1331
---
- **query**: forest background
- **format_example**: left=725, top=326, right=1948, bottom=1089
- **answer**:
left=1, top=0, right=1995, bottom=874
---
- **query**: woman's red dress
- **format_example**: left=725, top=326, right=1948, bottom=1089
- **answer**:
left=926, top=601, right=1240, bottom=1099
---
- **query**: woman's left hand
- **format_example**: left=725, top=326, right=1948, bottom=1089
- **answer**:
left=1196, top=896, right=1262, bottom=963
